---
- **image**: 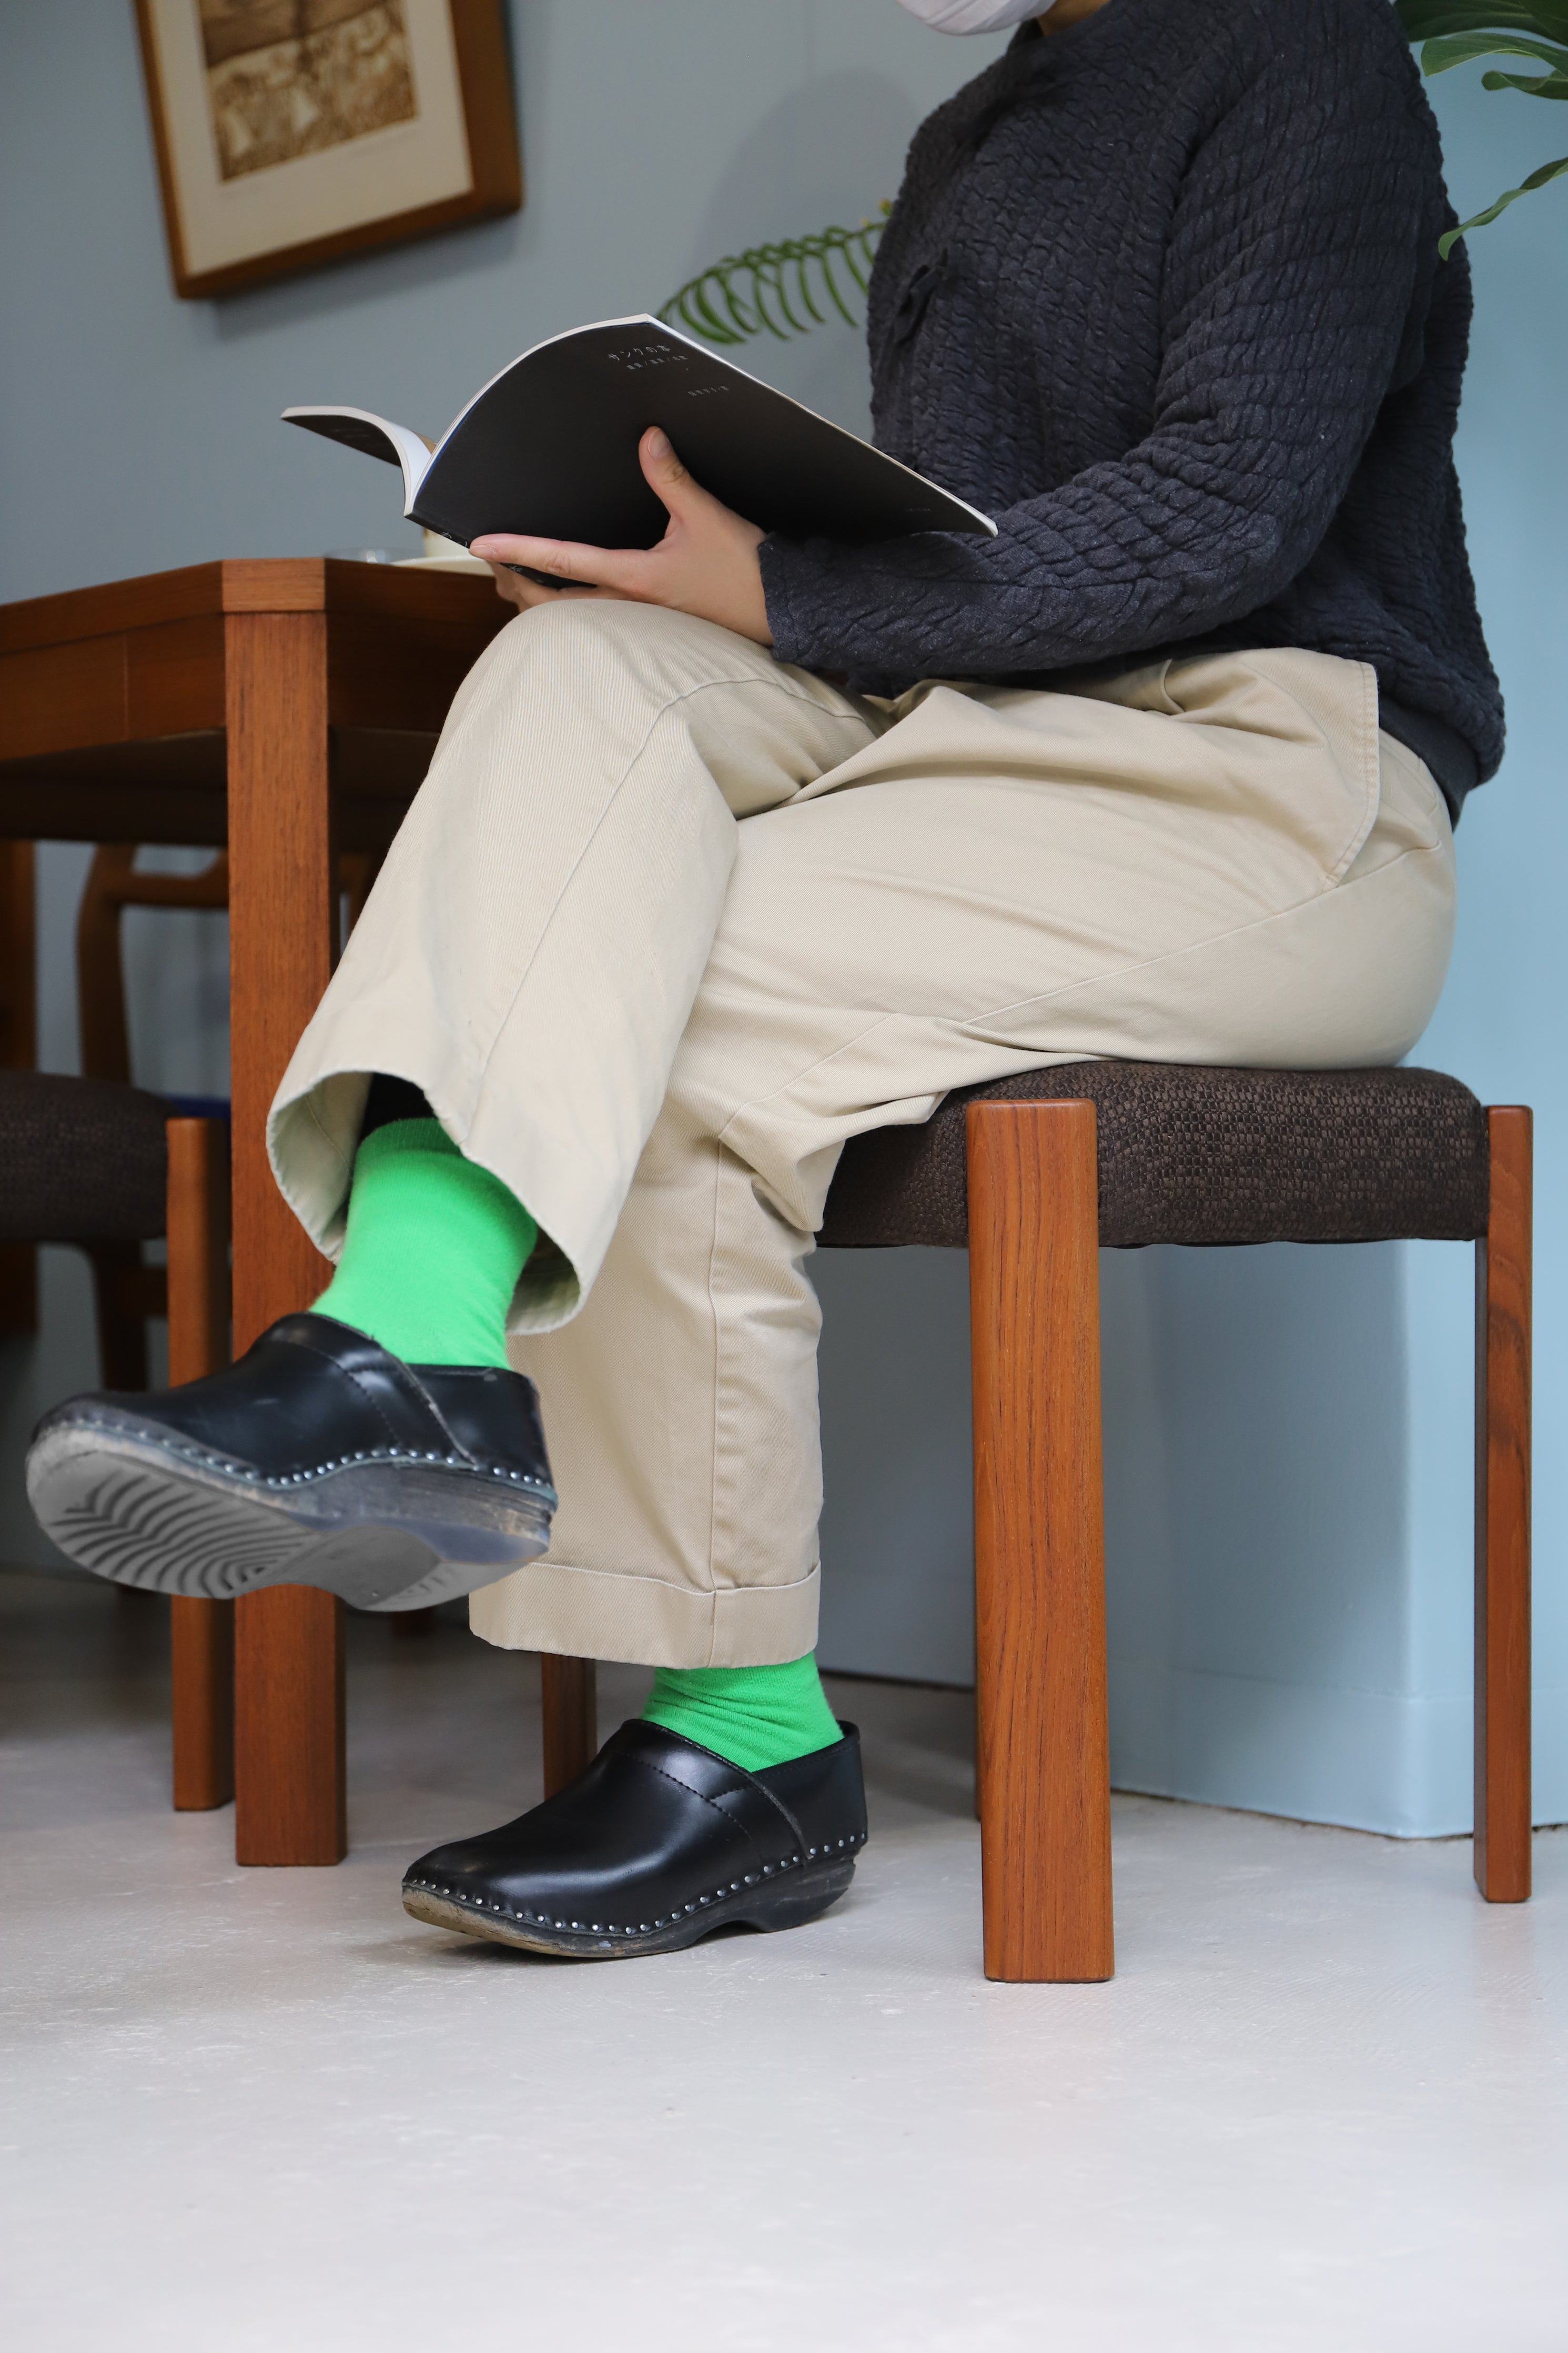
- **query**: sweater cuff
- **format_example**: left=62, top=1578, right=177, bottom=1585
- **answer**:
left=759, top=534, right=844, bottom=673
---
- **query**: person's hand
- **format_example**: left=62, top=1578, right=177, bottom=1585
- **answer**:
left=471, top=427, right=772, bottom=644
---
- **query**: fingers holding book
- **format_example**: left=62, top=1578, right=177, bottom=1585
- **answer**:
left=471, top=428, right=772, bottom=646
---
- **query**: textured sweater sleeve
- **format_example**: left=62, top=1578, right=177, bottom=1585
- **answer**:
left=760, top=36, right=1432, bottom=686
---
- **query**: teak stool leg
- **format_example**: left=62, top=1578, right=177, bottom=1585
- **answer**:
left=227, top=608, right=345, bottom=1866
left=1475, top=1105, right=1532, bottom=1902
left=541, top=1656, right=598, bottom=1795
left=967, top=1100, right=1113, bottom=1983
left=166, top=1117, right=235, bottom=1810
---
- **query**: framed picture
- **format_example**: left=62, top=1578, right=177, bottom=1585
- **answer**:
left=135, top=0, right=522, bottom=300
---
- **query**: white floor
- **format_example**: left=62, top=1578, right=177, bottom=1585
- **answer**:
left=5, top=1570, right=1565, bottom=2353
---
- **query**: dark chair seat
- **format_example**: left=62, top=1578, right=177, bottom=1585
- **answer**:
left=820, top=1062, right=1491, bottom=1252
left=0, top=1069, right=170, bottom=1243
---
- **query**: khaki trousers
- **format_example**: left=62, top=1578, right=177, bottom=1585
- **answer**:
left=269, top=601, right=1456, bottom=1668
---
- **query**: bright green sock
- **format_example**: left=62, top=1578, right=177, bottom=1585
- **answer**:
left=641, top=1654, right=842, bottom=1774
left=312, top=1118, right=537, bottom=1369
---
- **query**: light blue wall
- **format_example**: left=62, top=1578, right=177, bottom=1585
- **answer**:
left=1084, top=71, right=1568, bottom=1835
left=0, top=4, right=1559, bottom=1832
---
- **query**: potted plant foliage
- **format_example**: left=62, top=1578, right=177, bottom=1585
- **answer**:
left=659, top=5, right=1568, bottom=354
left=1398, top=2, right=1568, bottom=247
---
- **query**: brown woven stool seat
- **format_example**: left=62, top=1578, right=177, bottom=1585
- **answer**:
left=820, top=1062, right=1491, bottom=1252
left=0, top=1069, right=170, bottom=1243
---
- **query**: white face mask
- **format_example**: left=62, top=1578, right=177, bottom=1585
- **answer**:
left=894, top=0, right=1054, bottom=31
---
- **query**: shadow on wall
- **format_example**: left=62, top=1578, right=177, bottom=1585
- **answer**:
left=678, top=69, right=923, bottom=435
left=815, top=1238, right=1412, bottom=1819
left=1101, top=1240, right=1412, bottom=1822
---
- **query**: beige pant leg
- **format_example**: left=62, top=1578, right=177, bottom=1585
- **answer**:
left=267, top=599, right=876, bottom=1325
left=473, top=647, right=1456, bottom=1667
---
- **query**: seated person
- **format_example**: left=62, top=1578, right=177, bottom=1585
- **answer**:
left=30, top=0, right=1500, bottom=1959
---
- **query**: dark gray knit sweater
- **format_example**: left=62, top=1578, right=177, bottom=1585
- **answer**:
left=758, top=0, right=1502, bottom=813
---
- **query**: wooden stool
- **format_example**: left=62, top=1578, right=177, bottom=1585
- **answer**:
left=814, top=1061, right=1532, bottom=1981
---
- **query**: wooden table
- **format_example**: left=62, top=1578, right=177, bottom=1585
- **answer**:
left=0, top=559, right=510, bottom=1863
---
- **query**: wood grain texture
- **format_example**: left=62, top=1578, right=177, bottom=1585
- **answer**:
left=1474, top=1106, right=1532, bottom=1903
left=0, top=558, right=503, bottom=657
left=167, top=1117, right=235, bottom=1811
left=0, top=560, right=226, bottom=654
left=221, top=560, right=329, bottom=616
left=226, top=609, right=345, bottom=1866
left=0, top=616, right=223, bottom=761
left=0, top=638, right=128, bottom=763
left=451, top=0, right=525, bottom=212
left=0, top=838, right=37, bottom=1069
left=235, top=1584, right=346, bottom=1864
left=0, top=565, right=225, bottom=649
left=0, top=839, right=38, bottom=1333
left=124, top=615, right=227, bottom=739
left=968, top=1100, right=1114, bottom=1983
left=137, top=0, right=521, bottom=302
left=541, top=1656, right=598, bottom=1797
left=225, top=611, right=336, bottom=1345
left=166, top=1117, right=232, bottom=1385
left=0, top=562, right=302, bottom=657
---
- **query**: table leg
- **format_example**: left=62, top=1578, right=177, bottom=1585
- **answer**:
left=541, top=1656, right=598, bottom=1794
left=226, top=610, right=346, bottom=1865
left=167, top=1115, right=235, bottom=1811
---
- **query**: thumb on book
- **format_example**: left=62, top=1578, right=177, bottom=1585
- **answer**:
left=640, top=425, right=698, bottom=507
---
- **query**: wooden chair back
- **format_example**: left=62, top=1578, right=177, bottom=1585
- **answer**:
left=72, top=843, right=380, bottom=1385
left=0, top=841, right=37, bottom=1334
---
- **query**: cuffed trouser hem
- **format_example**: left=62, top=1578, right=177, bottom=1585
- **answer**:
left=467, top=1556, right=821, bottom=1670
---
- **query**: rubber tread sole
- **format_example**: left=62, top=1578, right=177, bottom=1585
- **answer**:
left=27, top=1429, right=550, bottom=1612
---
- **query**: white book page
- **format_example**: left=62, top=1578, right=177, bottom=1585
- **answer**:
left=281, top=407, right=432, bottom=515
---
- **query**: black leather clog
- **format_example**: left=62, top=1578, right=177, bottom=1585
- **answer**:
left=402, top=1718, right=868, bottom=1958
left=26, top=1311, right=555, bottom=1611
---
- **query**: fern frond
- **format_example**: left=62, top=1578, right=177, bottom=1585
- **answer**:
left=659, top=209, right=892, bottom=348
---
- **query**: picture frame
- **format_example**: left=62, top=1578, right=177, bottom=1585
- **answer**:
left=134, top=0, right=522, bottom=300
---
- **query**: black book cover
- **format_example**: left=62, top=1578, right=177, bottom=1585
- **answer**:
left=284, top=314, right=995, bottom=550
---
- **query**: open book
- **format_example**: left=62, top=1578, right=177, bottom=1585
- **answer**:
left=283, top=315, right=996, bottom=552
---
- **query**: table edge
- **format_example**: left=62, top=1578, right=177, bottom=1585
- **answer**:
left=0, top=558, right=502, bottom=654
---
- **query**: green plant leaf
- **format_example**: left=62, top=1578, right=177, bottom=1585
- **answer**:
left=1480, top=64, right=1568, bottom=88
left=750, top=267, right=793, bottom=341
left=815, top=243, right=858, bottom=326
left=691, top=280, right=745, bottom=347
left=1399, top=9, right=1568, bottom=245
left=1439, top=148, right=1568, bottom=249
left=715, top=269, right=758, bottom=341
left=1420, top=27, right=1568, bottom=72
left=1399, top=2, right=1568, bottom=42
left=793, top=251, right=827, bottom=328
